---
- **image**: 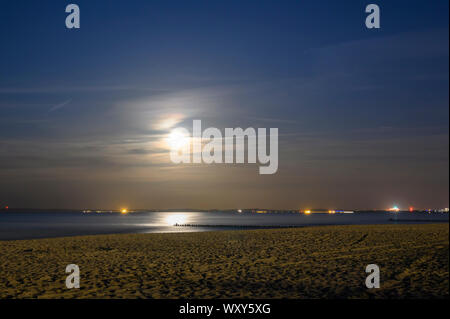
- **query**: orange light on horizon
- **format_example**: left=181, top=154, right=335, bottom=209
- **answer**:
left=304, top=210, right=311, bottom=214
left=328, top=210, right=335, bottom=214
left=409, top=206, right=414, bottom=212
left=121, top=208, right=128, bottom=214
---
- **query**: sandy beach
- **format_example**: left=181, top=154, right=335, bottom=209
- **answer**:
left=0, top=224, right=448, bottom=299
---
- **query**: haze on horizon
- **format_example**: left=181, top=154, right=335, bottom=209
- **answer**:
left=0, top=1, right=448, bottom=210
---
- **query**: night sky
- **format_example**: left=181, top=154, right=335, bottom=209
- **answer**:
left=0, top=0, right=448, bottom=210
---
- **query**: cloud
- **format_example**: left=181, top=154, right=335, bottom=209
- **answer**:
left=0, top=85, right=168, bottom=94
left=48, top=99, right=72, bottom=112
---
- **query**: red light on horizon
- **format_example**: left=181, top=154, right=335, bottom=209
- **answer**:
left=409, top=206, right=414, bottom=212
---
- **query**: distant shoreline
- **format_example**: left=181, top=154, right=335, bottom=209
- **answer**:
left=1, top=208, right=449, bottom=214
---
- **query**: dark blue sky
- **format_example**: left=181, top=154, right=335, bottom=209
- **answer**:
left=0, top=1, right=448, bottom=209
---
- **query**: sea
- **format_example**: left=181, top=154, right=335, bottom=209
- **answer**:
left=0, top=211, right=448, bottom=240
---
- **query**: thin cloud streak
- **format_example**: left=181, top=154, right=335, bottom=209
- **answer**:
left=48, top=99, right=72, bottom=112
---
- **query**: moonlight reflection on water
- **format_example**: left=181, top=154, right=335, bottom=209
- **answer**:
left=164, top=213, right=188, bottom=226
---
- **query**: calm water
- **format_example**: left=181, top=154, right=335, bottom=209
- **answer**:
left=0, top=211, right=448, bottom=240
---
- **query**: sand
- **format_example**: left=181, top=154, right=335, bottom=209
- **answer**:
left=0, top=224, right=448, bottom=299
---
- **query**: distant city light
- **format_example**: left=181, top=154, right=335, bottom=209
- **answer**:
left=388, top=206, right=400, bottom=212
left=237, top=209, right=243, bottom=213
left=304, top=210, right=311, bottom=214
left=409, top=206, right=414, bottom=212
left=121, top=208, right=128, bottom=214
left=328, top=210, right=335, bottom=214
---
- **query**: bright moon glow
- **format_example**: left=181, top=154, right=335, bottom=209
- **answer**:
left=166, top=129, right=190, bottom=150
left=154, top=114, right=184, bottom=130
left=165, top=214, right=187, bottom=225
